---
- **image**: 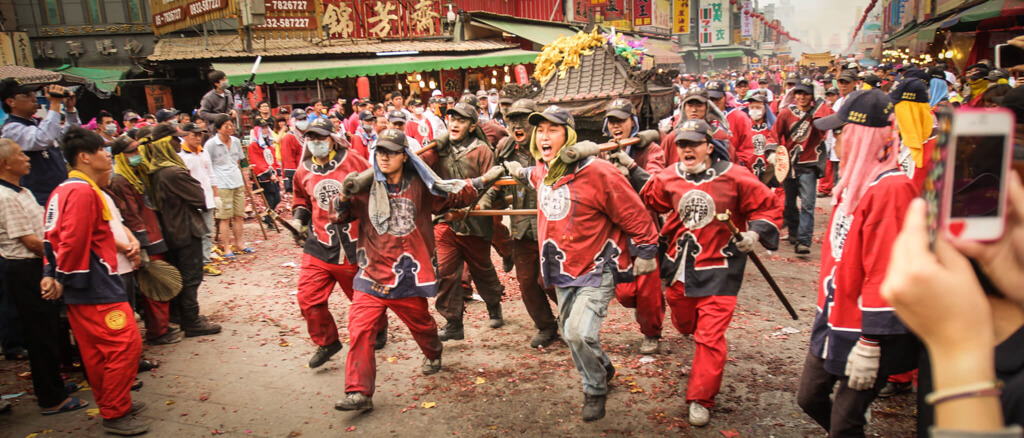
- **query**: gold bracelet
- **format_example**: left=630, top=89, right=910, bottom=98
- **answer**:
left=925, top=380, right=1003, bottom=405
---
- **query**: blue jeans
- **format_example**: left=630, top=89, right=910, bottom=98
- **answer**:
left=555, top=268, right=616, bottom=396
left=783, top=168, right=817, bottom=247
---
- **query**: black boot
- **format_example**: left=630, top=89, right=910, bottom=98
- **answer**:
left=308, top=340, right=343, bottom=368
left=582, top=394, right=607, bottom=422
left=486, top=303, right=504, bottom=329
left=438, top=321, right=464, bottom=341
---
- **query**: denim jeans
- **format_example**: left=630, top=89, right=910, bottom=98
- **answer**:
left=555, top=268, right=616, bottom=396
left=783, top=168, right=818, bottom=246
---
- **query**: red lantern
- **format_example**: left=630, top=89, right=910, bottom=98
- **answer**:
left=514, top=65, right=529, bottom=85
left=357, top=76, right=370, bottom=99
left=743, top=9, right=750, bottom=15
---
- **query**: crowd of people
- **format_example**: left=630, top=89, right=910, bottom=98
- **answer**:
left=1, top=35, right=1023, bottom=436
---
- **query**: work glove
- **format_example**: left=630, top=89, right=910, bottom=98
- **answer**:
left=633, top=257, right=657, bottom=276
left=607, top=151, right=636, bottom=170
left=558, top=141, right=600, bottom=163
left=637, top=130, right=661, bottom=148
left=341, top=169, right=374, bottom=198
left=480, top=165, right=506, bottom=185
left=766, top=151, right=777, bottom=166
left=844, top=339, right=881, bottom=391
left=503, top=161, right=524, bottom=180
left=735, top=231, right=758, bottom=253
left=292, top=223, right=308, bottom=247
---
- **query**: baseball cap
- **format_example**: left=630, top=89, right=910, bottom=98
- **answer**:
left=705, top=80, right=727, bottom=99
left=674, top=119, right=714, bottom=143
left=746, top=91, right=770, bottom=103
left=291, top=108, right=308, bottom=120
left=528, top=105, right=574, bottom=129
left=862, top=74, right=881, bottom=88
left=431, top=89, right=443, bottom=97
left=109, top=138, right=137, bottom=156
left=476, top=89, right=488, bottom=98
left=358, top=110, right=376, bottom=121
left=460, top=94, right=480, bottom=109
left=785, top=72, right=799, bottom=85
left=446, top=102, right=479, bottom=122
left=506, top=99, right=537, bottom=117
left=155, top=108, right=180, bottom=123
left=150, top=122, right=187, bottom=140
left=0, top=78, right=40, bottom=101
left=825, top=87, right=840, bottom=96
left=445, top=96, right=455, bottom=104
left=305, top=117, right=334, bottom=136
left=988, top=68, right=1010, bottom=82
left=387, top=110, right=407, bottom=123
left=757, top=78, right=768, bottom=84
left=814, top=89, right=893, bottom=131
left=793, top=77, right=815, bottom=95
left=735, top=78, right=749, bottom=86
left=487, top=88, right=499, bottom=95
left=682, top=88, right=710, bottom=104
left=605, top=98, right=635, bottom=120
left=498, top=90, right=514, bottom=105
left=181, top=122, right=206, bottom=133
left=376, top=129, right=408, bottom=152
left=927, top=67, right=946, bottom=81
left=350, top=98, right=361, bottom=105
left=887, top=77, right=930, bottom=103
left=837, top=69, right=858, bottom=83
left=123, top=111, right=141, bottom=122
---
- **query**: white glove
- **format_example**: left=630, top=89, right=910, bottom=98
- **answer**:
left=607, top=151, right=635, bottom=170
left=735, top=231, right=758, bottom=253
left=633, top=257, right=657, bottom=276
left=766, top=152, right=777, bottom=166
left=503, top=161, right=524, bottom=179
left=844, top=339, right=881, bottom=391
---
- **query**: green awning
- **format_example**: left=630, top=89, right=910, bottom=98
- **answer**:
left=959, top=0, right=1003, bottom=22
left=50, top=65, right=127, bottom=93
left=218, top=49, right=539, bottom=85
left=917, top=22, right=941, bottom=42
left=473, top=17, right=576, bottom=46
left=684, top=48, right=746, bottom=60
left=884, top=21, right=919, bottom=44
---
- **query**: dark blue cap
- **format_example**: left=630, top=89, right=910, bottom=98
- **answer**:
left=813, top=89, right=894, bottom=131
left=887, top=77, right=930, bottom=103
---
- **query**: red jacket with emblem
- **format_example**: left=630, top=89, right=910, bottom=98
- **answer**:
left=639, top=160, right=782, bottom=297
left=279, top=131, right=304, bottom=171
left=248, top=140, right=281, bottom=178
left=334, top=173, right=479, bottom=299
left=773, top=103, right=835, bottom=173
left=522, top=157, right=659, bottom=288
left=724, top=107, right=755, bottom=168
left=809, top=169, right=918, bottom=376
left=749, top=121, right=780, bottom=180
left=42, top=178, right=127, bottom=305
left=291, top=149, right=370, bottom=265
left=405, top=117, right=434, bottom=145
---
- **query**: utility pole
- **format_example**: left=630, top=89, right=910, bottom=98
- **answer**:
left=695, top=0, right=702, bottom=76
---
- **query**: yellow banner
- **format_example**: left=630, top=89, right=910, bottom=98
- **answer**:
left=673, top=0, right=690, bottom=34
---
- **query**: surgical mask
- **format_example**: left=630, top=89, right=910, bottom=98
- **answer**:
left=748, top=109, right=764, bottom=121
left=307, top=140, right=331, bottom=158
left=295, top=119, right=309, bottom=131
left=362, top=124, right=373, bottom=133
left=170, top=119, right=179, bottom=127
left=128, top=154, right=143, bottom=167
left=219, top=80, right=229, bottom=89
left=105, top=123, right=117, bottom=135
left=683, top=161, right=707, bottom=175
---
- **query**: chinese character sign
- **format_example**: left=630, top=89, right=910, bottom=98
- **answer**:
left=706, top=0, right=730, bottom=46
left=699, top=6, right=711, bottom=44
left=673, top=0, right=689, bottom=34
left=741, top=1, right=752, bottom=38
left=633, top=0, right=652, bottom=27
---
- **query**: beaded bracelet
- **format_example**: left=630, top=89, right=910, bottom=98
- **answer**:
left=925, top=380, right=1003, bottom=405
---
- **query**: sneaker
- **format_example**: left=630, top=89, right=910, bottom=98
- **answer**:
left=374, top=325, right=388, bottom=351
left=530, top=328, right=558, bottom=348
left=879, top=381, right=914, bottom=398
left=640, top=336, right=660, bottom=355
left=794, top=243, right=811, bottom=254
left=486, top=303, right=504, bottom=329
left=688, top=402, right=710, bottom=427
left=203, top=264, right=222, bottom=276
left=308, top=340, right=343, bottom=368
left=582, top=394, right=607, bottom=422
left=130, top=401, right=147, bottom=415
left=146, top=331, right=184, bottom=346
left=605, top=363, right=616, bottom=383
left=183, top=321, right=222, bottom=337
left=102, top=414, right=150, bottom=436
left=438, top=322, right=464, bottom=342
left=334, top=392, right=373, bottom=412
left=130, top=379, right=143, bottom=391
left=421, top=357, right=442, bottom=375
left=166, top=325, right=182, bottom=335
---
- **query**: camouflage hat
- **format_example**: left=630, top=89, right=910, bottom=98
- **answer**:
left=605, top=98, right=635, bottom=120
left=528, top=105, right=574, bottom=129
left=376, top=129, right=408, bottom=152
left=506, top=99, right=538, bottom=117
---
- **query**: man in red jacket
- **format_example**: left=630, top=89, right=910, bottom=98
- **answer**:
left=42, top=128, right=148, bottom=435
left=706, top=80, right=755, bottom=168
left=291, top=118, right=387, bottom=368
left=247, top=118, right=281, bottom=230
left=504, top=106, right=659, bottom=422
left=279, top=109, right=309, bottom=194
left=330, top=129, right=504, bottom=412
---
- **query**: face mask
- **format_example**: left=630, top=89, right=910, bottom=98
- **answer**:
left=683, top=161, right=707, bottom=174
left=219, top=80, right=229, bottom=89
left=362, top=124, right=373, bottom=133
left=307, top=140, right=331, bottom=158
left=748, top=109, right=764, bottom=121
left=105, top=123, right=117, bottom=135
left=295, top=119, right=309, bottom=131
left=413, top=107, right=424, bottom=115
left=128, top=154, right=143, bottom=167
left=170, top=119, right=179, bottom=127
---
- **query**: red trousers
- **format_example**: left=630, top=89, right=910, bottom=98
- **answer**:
left=141, top=297, right=169, bottom=339
left=67, top=302, right=142, bottom=419
left=345, top=292, right=442, bottom=396
left=889, top=370, right=918, bottom=384
left=614, top=268, right=665, bottom=338
left=296, top=253, right=358, bottom=347
left=666, top=285, right=737, bottom=408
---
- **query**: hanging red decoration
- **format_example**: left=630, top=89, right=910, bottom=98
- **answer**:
left=357, top=77, right=370, bottom=99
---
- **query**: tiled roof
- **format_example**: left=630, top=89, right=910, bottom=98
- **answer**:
left=0, top=65, right=87, bottom=85
left=534, top=45, right=645, bottom=104
left=148, top=36, right=517, bottom=62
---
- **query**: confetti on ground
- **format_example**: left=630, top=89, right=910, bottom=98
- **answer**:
left=421, top=402, right=437, bottom=409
